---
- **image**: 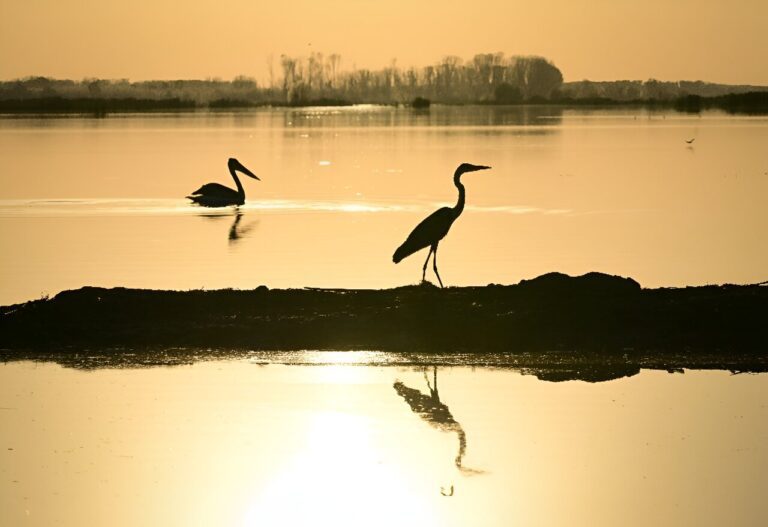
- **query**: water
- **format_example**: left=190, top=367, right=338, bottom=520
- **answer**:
left=1, top=106, right=767, bottom=305
left=2, top=107, right=766, bottom=525
left=1, top=354, right=766, bottom=526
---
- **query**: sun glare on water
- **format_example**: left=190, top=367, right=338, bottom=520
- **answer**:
left=241, top=411, right=440, bottom=527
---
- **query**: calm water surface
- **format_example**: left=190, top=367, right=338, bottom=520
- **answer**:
left=1, top=353, right=767, bottom=526
left=1, top=106, right=767, bottom=304
left=3, top=109, right=766, bottom=526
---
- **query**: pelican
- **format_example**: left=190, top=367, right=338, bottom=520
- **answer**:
left=187, top=158, right=260, bottom=207
left=392, top=163, right=491, bottom=287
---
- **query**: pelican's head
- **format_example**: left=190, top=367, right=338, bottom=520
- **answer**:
left=228, top=158, right=260, bottom=180
left=454, top=163, right=491, bottom=179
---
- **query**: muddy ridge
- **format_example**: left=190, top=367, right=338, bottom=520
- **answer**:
left=1, top=273, right=766, bottom=360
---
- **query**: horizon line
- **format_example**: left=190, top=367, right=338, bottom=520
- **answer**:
left=4, top=74, right=768, bottom=89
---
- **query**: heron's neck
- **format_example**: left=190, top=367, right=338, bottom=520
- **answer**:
left=230, top=169, right=245, bottom=196
left=453, top=175, right=465, bottom=217
left=455, top=428, right=467, bottom=468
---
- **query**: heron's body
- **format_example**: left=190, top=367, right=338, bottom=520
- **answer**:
left=393, top=163, right=491, bottom=287
left=187, top=158, right=260, bottom=207
left=393, top=207, right=456, bottom=263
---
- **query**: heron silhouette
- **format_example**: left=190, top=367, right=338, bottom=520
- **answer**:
left=392, top=163, right=491, bottom=287
left=187, top=158, right=260, bottom=207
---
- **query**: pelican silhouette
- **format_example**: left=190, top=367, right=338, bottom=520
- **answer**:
left=187, top=158, right=260, bottom=207
left=393, top=163, right=491, bottom=287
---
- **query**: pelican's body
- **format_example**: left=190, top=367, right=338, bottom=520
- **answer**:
left=393, top=163, right=491, bottom=287
left=187, top=158, right=260, bottom=207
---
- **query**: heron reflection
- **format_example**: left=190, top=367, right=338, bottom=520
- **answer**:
left=393, top=367, right=481, bottom=475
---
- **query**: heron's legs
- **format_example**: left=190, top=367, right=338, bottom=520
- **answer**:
left=432, top=244, right=444, bottom=288
left=425, top=366, right=439, bottom=398
left=422, top=246, right=434, bottom=282
left=424, top=366, right=437, bottom=393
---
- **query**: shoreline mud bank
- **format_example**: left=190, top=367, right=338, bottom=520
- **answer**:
left=2, top=273, right=766, bottom=366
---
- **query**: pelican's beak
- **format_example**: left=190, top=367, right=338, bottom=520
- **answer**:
left=228, top=158, right=261, bottom=180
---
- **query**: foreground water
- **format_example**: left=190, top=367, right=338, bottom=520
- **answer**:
left=1, top=352, right=766, bottom=526
left=1, top=106, right=767, bottom=304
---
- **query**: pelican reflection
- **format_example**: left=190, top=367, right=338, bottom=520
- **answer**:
left=228, top=210, right=257, bottom=244
left=197, top=210, right=257, bottom=245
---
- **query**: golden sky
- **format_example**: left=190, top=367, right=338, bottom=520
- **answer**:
left=1, top=0, right=767, bottom=84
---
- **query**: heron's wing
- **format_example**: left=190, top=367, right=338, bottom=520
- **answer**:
left=188, top=182, right=236, bottom=197
left=393, top=207, right=455, bottom=263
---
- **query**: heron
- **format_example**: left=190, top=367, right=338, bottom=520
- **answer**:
left=685, top=138, right=696, bottom=144
left=392, top=163, right=491, bottom=287
left=187, top=158, right=260, bottom=207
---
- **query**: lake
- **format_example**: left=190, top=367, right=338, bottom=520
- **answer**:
left=1, top=353, right=767, bottom=526
left=1, top=106, right=767, bottom=305
left=1, top=107, right=767, bottom=525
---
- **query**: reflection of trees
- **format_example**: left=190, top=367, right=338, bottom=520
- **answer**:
left=393, top=367, right=481, bottom=474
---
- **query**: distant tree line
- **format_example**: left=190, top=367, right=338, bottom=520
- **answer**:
left=0, top=52, right=563, bottom=109
left=273, top=52, right=563, bottom=103
left=558, top=79, right=766, bottom=101
left=552, top=80, right=768, bottom=114
left=1, top=53, right=766, bottom=114
left=0, top=96, right=195, bottom=115
left=0, top=76, right=263, bottom=108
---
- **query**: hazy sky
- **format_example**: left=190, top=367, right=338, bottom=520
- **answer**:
left=1, top=0, right=766, bottom=84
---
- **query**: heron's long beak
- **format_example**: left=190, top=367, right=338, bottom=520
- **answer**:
left=471, top=165, right=492, bottom=172
left=229, top=158, right=261, bottom=180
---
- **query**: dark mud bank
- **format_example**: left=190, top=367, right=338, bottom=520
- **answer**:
left=1, top=272, right=766, bottom=358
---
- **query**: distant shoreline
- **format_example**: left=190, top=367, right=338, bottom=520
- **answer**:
left=1, top=92, right=767, bottom=115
